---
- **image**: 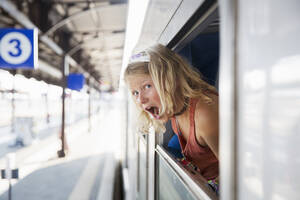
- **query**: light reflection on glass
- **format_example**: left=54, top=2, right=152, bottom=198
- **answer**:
left=271, top=55, right=300, bottom=85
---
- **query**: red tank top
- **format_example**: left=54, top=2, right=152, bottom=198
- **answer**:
left=171, top=98, right=219, bottom=180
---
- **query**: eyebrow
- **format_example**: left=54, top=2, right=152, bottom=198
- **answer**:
left=141, top=79, right=152, bottom=85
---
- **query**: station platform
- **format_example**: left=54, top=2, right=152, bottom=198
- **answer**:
left=0, top=99, right=123, bottom=200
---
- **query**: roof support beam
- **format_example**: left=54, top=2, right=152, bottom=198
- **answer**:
left=43, top=3, right=112, bottom=36
left=0, top=0, right=40, bottom=31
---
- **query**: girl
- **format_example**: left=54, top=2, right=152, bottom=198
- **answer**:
left=124, top=44, right=219, bottom=185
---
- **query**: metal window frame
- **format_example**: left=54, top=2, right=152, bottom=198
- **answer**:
left=155, top=145, right=218, bottom=200
left=218, top=0, right=238, bottom=199
left=169, top=2, right=219, bottom=52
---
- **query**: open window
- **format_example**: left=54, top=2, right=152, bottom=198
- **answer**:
left=156, top=2, right=220, bottom=199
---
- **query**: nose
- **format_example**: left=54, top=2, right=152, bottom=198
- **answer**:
left=137, top=91, right=148, bottom=105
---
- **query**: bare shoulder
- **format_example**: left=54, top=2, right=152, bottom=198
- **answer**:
left=194, top=94, right=219, bottom=127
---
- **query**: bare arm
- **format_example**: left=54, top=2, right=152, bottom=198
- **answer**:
left=194, top=97, right=219, bottom=159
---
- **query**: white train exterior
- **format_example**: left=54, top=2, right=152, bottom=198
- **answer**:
left=121, top=0, right=300, bottom=200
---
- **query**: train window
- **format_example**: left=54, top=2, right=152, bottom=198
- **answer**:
left=156, top=146, right=218, bottom=200
left=161, top=31, right=219, bottom=156
left=159, top=26, right=220, bottom=199
left=156, top=153, right=199, bottom=200
left=161, top=32, right=219, bottom=144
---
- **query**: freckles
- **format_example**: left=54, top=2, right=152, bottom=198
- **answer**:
left=152, top=91, right=161, bottom=103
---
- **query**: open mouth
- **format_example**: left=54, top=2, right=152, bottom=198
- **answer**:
left=145, top=106, right=160, bottom=119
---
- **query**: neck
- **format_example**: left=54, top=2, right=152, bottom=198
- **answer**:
left=174, top=98, right=189, bottom=116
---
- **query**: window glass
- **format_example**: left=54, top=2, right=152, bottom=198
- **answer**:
left=157, top=155, right=198, bottom=200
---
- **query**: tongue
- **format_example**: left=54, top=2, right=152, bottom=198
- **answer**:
left=153, top=107, right=160, bottom=119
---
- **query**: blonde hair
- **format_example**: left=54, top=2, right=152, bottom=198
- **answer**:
left=124, top=44, right=217, bottom=133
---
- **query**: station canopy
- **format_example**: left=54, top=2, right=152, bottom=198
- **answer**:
left=0, top=0, right=128, bottom=92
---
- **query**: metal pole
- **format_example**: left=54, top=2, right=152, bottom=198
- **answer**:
left=58, top=55, right=68, bottom=157
left=45, top=88, right=50, bottom=124
left=11, top=70, right=16, bottom=135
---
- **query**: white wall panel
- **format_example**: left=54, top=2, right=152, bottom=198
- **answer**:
left=237, top=0, right=300, bottom=199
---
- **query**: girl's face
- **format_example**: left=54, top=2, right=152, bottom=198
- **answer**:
left=127, top=74, right=167, bottom=122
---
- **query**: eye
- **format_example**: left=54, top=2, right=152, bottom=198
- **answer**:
left=145, top=84, right=151, bottom=89
left=132, top=91, right=139, bottom=97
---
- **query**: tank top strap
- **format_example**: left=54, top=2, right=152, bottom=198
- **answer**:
left=171, top=116, right=186, bottom=151
left=189, top=98, right=198, bottom=136
left=171, top=116, right=179, bottom=135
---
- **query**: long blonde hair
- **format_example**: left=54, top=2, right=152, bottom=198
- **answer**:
left=124, top=44, right=217, bottom=133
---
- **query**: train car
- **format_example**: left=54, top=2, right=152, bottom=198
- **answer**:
left=121, top=0, right=300, bottom=200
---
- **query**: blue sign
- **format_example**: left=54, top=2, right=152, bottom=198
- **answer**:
left=0, top=28, right=38, bottom=69
left=67, top=73, right=85, bottom=91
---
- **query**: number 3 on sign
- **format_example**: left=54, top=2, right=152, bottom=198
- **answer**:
left=0, top=32, right=32, bottom=65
